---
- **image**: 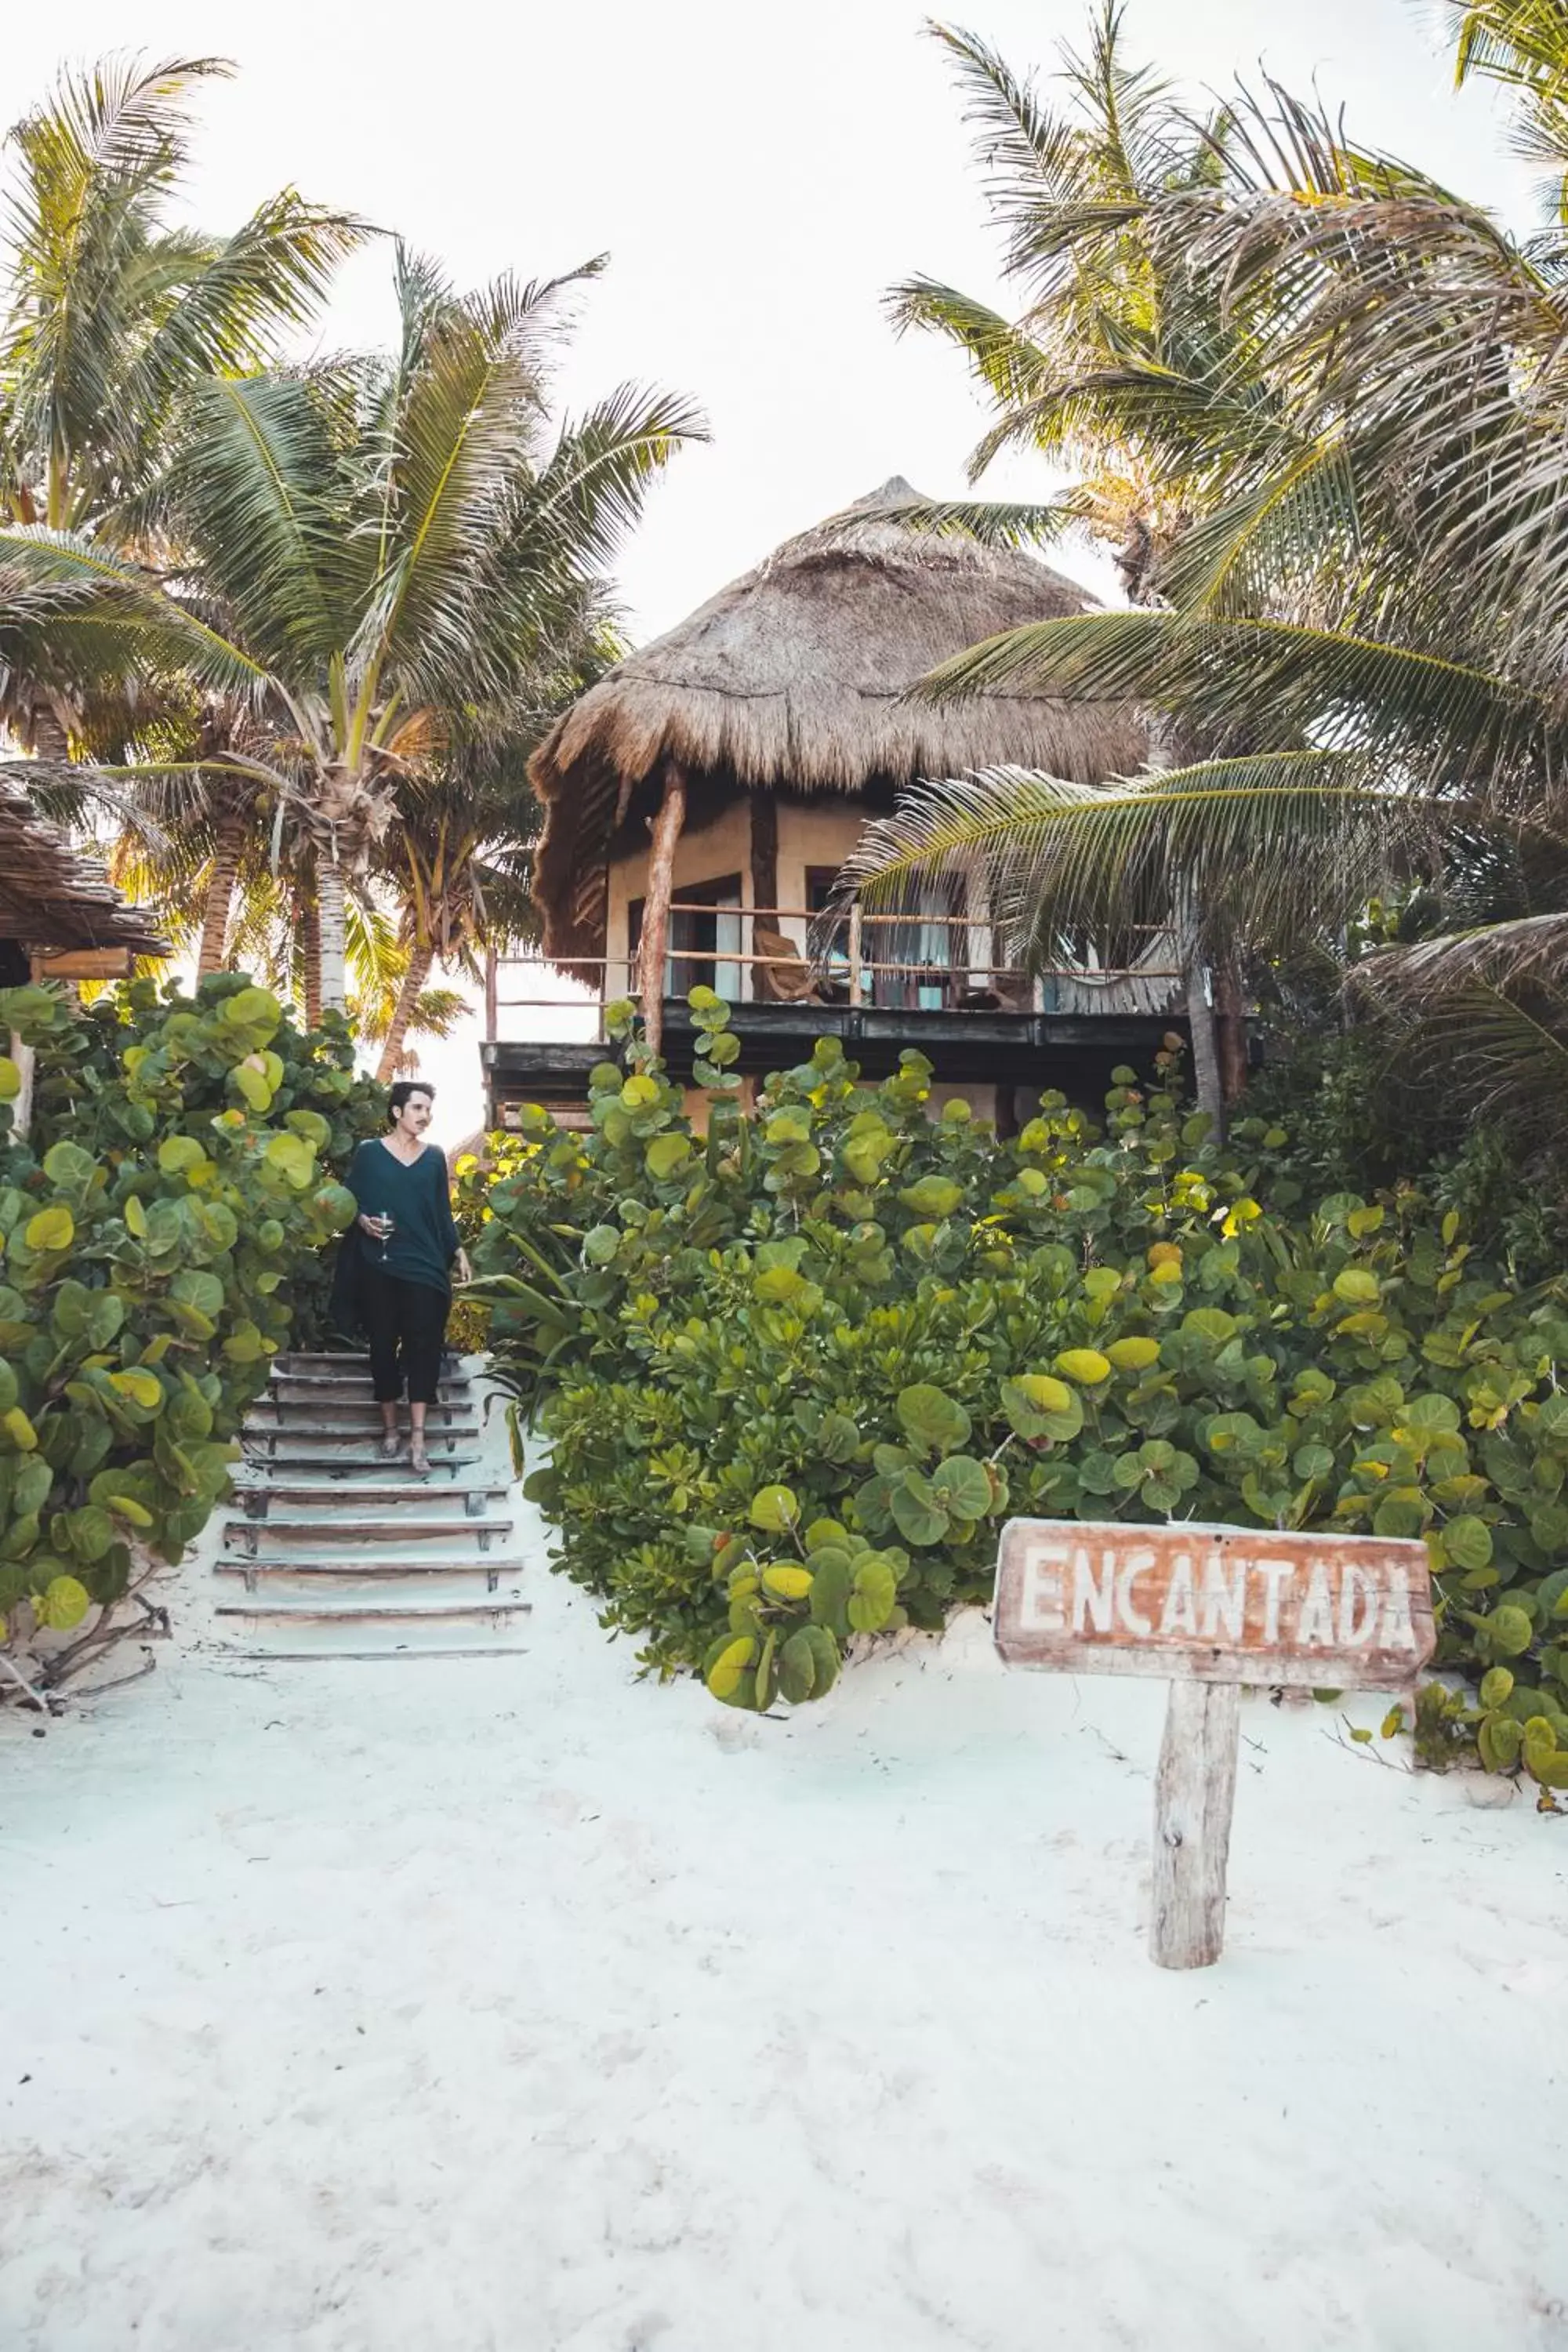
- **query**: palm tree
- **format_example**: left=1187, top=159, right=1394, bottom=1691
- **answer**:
left=877, top=8, right=1350, bottom=1115
left=0, top=50, right=361, bottom=942
left=846, top=4, right=1568, bottom=1157
left=136, top=246, right=704, bottom=1011
left=0, top=53, right=361, bottom=543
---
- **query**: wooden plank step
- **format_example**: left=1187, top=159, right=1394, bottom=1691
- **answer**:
left=215, top=1556, right=517, bottom=1584
left=273, top=1352, right=467, bottom=1373
left=270, top=1365, right=470, bottom=1385
left=222, top=1515, right=514, bottom=1554
left=241, top=1419, right=475, bottom=1440
left=235, top=1453, right=481, bottom=1475
left=220, top=1646, right=530, bottom=1661
left=245, top=1392, right=474, bottom=1411
left=273, top=1352, right=372, bottom=1368
left=215, top=1596, right=532, bottom=1623
left=267, top=1374, right=472, bottom=1392
left=233, top=1482, right=509, bottom=1514
left=245, top=1405, right=479, bottom=1428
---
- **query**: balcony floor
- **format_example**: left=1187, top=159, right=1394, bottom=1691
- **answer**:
left=483, top=999, right=1188, bottom=1123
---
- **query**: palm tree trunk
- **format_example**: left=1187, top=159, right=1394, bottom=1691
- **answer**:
left=1214, top=958, right=1249, bottom=1107
left=375, top=942, right=434, bottom=1083
left=300, top=898, right=322, bottom=1029
left=196, top=812, right=245, bottom=980
left=1185, top=960, right=1225, bottom=1136
left=317, top=860, right=348, bottom=1015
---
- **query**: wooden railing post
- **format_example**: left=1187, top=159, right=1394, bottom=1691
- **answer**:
left=848, top=903, right=863, bottom=1007
left=639, top=761, right=687, bottom=1059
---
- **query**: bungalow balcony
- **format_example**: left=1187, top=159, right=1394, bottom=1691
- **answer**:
left=481, top=897, right=1190, bottom=1132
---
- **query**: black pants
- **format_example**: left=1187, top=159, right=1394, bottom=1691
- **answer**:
left=360, top=1270, right=449, bottom=1406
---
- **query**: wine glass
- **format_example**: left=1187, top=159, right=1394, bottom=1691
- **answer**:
left=377, top=1210, right=396, bottom=1265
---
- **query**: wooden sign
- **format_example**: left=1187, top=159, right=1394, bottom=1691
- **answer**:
left=31, top=947, right=134, bottom=981
left=993, top=1520, right=1436, bottom=1971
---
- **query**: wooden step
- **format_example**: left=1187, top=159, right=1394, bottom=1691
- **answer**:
left=214, top=1595, right=532, bottom=1624
left=222, top=1515, right=514, bottom=1555
left=268, top=1379, right=471, bottom=1403
left=273, top=1352, right=372, bottom=1369
left=221, top=1646, right=532, bottom=1662
left=273, top=1352, right=466, bottom=1374
left=245, top=1403, right=479, bottom=1427
left=241, top=1420, right=475, bottom=1443
left=236, top=1452, right=481, bottom=1476
left=232, top=1481, right=509, bottom=1515
left=216, top=1556, right=520, bottom=1591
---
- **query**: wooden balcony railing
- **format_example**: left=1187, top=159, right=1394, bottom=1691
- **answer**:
left=486, top=906, right=1184, bottom=1046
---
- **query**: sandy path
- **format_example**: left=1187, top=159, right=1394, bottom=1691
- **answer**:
left=3, top=1494, right=1566, bottom=2351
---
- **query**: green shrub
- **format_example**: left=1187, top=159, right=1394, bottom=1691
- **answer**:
left=0, top=975, right=378, bottom=1651
left=466, top=995, right=1568, bottom=1785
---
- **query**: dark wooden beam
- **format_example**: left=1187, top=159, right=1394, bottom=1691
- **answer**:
left=750, top=792, right=778, bottom=920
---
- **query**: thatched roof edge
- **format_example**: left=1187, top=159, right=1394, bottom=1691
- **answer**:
left=0, top=769, right=170, bottom=958
left=528, top=481, right=1145, bottom=966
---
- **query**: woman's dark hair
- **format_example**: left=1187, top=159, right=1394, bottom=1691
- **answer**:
left=387, top=1080, right=435, bottom=1122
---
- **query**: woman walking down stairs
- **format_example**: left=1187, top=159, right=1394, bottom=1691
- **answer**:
left=212, top=1352, right=531, bottom=1659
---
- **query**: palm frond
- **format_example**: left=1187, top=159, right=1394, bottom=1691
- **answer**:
left=917, top=609, right=1556, bottom=799
left=836, top=750, right=1456, bottom=962
left=165, top=372, right=346, bottom=673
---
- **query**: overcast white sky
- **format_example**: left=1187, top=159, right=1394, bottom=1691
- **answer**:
left=7, top=0, right=1540, bottom=1133
left=9, top=0, right=1537, bottom=636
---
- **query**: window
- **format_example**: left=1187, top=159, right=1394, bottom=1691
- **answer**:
left=629, top=873, right=744, bottom=1001
left=808, top=867, right=964, bottom=1011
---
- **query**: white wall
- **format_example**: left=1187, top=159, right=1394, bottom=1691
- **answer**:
left=604, top=795, right=869, bottom=1001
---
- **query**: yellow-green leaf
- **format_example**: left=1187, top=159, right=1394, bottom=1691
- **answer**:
left=24, top=1203, right=74, bottom=1251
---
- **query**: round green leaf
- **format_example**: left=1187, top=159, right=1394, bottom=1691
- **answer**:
left=35, top=1574, right=91, bottom=1632
left=749, top=1484, right=800, bottom=1532
left=24, top=1203, right=74, bottom=1252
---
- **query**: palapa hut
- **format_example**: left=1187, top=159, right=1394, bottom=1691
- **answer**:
left=495, top=481, right=1180, bottom=1127
left=2, top=770, right=168, bottom=1133
left=0, top=770, right=167, bottom=984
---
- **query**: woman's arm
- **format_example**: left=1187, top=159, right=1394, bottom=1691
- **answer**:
left=346, top=1142, right=390, bottom=1241
left=434, top=1150, right=470, bottom=1282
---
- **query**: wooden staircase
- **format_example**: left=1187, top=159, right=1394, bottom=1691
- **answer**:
left=214, top=1352, right=530, bottom=1658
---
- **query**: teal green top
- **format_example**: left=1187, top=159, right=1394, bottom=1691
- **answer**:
left=345, top=1138, right=460, bottom=1297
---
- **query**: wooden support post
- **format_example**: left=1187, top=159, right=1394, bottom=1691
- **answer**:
left=7, top=1033, right=34, bottom=1141
left=1151, top=1679, right=1241, bottom=1970
left=750, top=794, right=779, bottom=923
left=639, top=762, right=687, bottom=1059
left=484, top=948, right=499, bottom=1043
left=848, top=902, right=863, bottom=1007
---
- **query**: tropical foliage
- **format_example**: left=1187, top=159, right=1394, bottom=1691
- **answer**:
left=0, top=52, right=702, bottom=1023
left=844, top=2, right=1568, bottom=1172
left=0, top=974, right=383, bottom=1695
left=469, top=996, right=1568, bottom=1786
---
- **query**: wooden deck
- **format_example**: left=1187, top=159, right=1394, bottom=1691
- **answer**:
left=483, top=997, right=1189, bottom=1123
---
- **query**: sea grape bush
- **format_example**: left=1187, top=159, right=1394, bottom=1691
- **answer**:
left=0, top=975, right=376, bottom=1649
left=468, top=993, right=1568, bottom=1786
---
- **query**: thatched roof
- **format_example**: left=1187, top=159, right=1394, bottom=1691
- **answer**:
left=528, top=479, right=1145, bottom=963
left=0, top=769, right=168, bottom=957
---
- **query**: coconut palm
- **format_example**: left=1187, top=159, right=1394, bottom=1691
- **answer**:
left=847, top=4, right=1568, bottom=1156
left=0, top=53, right=361, bottom=543
left=132, top=245, right=703, bottom=1011
left=877, top=7, right=1357, bottom=1113
left=370, top=751, right=535, bottom=1081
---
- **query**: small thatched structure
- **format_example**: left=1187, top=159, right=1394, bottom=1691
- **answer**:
left=0, top=768, right=168, bottom=971
left=528, top=480, right=1144, bottom=996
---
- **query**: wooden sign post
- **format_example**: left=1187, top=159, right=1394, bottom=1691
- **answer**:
left=993, top=1521, right=1436, bottom=1969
